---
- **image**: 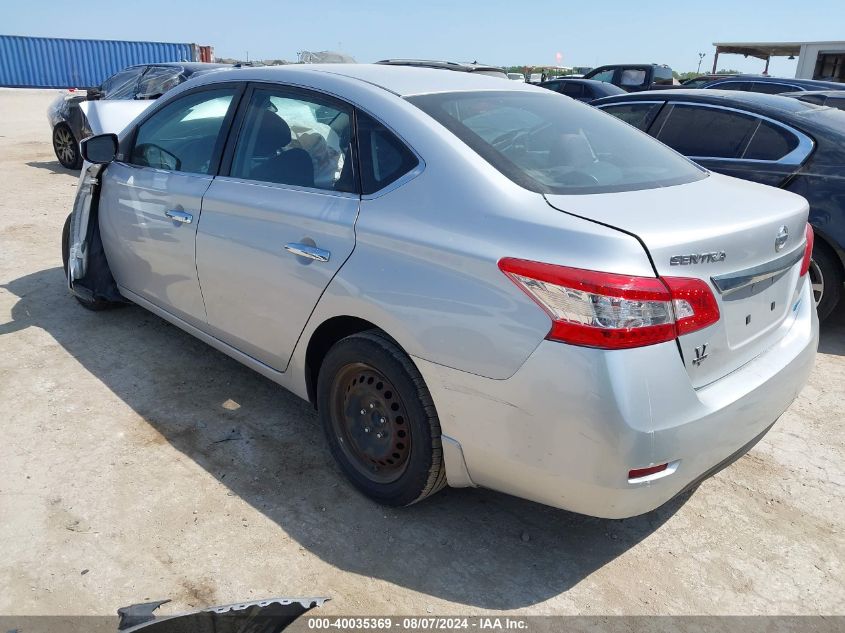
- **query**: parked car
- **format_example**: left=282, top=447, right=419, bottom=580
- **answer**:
left=594, top=89, right=845, bottom=319
left=781, top=90, right=845, bottom=111
left=681, top=74, right=735, bottom=88
left=539, top=78, right=626, bottom=102
left=375, top=59, right=508, bottom=79
left=698, top=75, right=844, bottom=94
left=507, top=72, right=525, bottom=81
left=65, top=65, right=817, bottom=518
left=47, top=62, right=229, bottom=169
left=583, top=63, right=676, bottom=92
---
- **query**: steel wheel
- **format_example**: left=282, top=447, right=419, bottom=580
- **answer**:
left=53, top=125, right=81, bottom=169
left=329, top=362, right=411, bottom=484
left=808, top=258, right=824, bottom=307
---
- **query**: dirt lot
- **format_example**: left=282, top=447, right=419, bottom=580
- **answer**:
left=0, top=88, right=843, bottom=618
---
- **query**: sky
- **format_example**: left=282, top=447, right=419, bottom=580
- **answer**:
left=4, top=0, right=844, bottom=76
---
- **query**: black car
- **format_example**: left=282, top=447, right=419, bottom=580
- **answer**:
left=593, top=89, right=845, bottom=319
left=781, top=90, right=845, bottom=111
left=698, top=75, right=843, bottom=95
left=538, top=78, right=626, bottom=102
left=47, top=62, right=229, bottom=169
left=583, top=64, right=676, bottom=92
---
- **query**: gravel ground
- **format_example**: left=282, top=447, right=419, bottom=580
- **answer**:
left=0, top=88, right=843, bottom=618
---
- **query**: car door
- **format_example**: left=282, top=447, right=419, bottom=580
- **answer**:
left=98, top=85, right=243, bottom=327
left=195, top=84, right=359, bottom=371
left=649, top=102, right=812, bottom=187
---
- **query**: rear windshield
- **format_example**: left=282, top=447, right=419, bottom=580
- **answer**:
left=408, top=90, right=706, bottom=194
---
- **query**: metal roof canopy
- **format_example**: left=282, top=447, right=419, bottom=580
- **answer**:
left=711, top=41, right=845, bottom=74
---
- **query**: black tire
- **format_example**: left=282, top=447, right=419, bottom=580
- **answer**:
left=317, top=330, right=447, bottom=506
left=61, top=213, right=116, bottom=311
left=53, top=123, right=82, bottom=170
left=810, top=241, right=843, bottom=322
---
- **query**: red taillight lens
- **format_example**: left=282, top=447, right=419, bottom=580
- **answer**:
left=628, top=463, right=668, bottom=480
left=498, top=258, right=720, bottom=350
left=800, top=223, right=814, bottom=277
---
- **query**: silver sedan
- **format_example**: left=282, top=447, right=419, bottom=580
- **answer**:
left=64, top=65, right=818, bottom=518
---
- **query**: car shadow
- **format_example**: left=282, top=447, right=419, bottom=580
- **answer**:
left=1, top=267, right=695, bottom=609
left=25, top=160, right=79, bottom=176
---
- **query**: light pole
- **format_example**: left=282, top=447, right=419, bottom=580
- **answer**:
left=697, top=53, right=706, bottom=74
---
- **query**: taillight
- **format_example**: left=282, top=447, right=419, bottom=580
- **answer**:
left=800, top=223, right=814, bottom=277
left=498, top=258, right=720, bottom=350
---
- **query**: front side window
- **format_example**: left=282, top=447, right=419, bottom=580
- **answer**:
left=101, top=67, right=144, bottom=99
left=589, top=69, right=615, bottom=83
left=561, top=83, right=585, bottom=99
left=653, top=67, right=674, bottom=86
left=750, top=82, right=800, bottom=95
left=130, top=88, right=236, bottom=174
left=356, top=111, right=419, bottom=195
left=600, top=102, right=663, bottom=130
left=656, top=104, right=758, bottom=158
left=137, top=67, right=185, bottom=99
left=230, top=88, right=354, bottom=192
left=711, top=81, right=750, bottom=91
left=409, top=90, right=705, bottom=195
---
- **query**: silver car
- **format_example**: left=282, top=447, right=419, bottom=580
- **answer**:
left=64, top=65, right=818, bottom=519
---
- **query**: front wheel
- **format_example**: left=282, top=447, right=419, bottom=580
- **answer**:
left=53, top=124, right=82, bottom=170
left=61, top=213, right=117, bottom=311
left=317, top=331, right=447, bottom=506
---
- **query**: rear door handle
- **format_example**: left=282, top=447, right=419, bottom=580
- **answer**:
left=165, top=210, right=193, bottom=224
left=284, top=242, right=331, bottom=262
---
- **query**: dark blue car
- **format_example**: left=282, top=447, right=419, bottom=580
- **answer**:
left=698, top=75, right=844, bottom=94
left=593, top=89, right=845, bottom=320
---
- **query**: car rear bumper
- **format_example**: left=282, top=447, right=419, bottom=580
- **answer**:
left=414, top=277, right=818, bottom=518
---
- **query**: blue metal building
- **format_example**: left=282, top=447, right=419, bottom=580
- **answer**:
left=0, top=35, right=199, bottom=88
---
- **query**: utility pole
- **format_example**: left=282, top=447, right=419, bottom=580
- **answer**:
left=697, top=52, right=706, bottom=73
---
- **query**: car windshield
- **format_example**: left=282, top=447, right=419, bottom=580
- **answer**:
left=408, top=90, right=706, bottom=194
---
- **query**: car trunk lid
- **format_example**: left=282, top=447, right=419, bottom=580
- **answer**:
left=545, top=173, right=810, bottom=388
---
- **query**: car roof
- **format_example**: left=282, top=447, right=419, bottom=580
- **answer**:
left=702, top=75, right=843, bottom=89
left=784, top=90, right=845, bottom=97
left=190, top=63, right=531, bottom=96
left=376, top=59, right=505, bottom=73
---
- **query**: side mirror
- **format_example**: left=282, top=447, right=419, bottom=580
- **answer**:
left=80, top=133, right=118, bottom=164
left=86, top=87, right=103, bottom=101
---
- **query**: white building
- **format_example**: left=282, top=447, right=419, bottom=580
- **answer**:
left=711, top=41, right=845, bottom=82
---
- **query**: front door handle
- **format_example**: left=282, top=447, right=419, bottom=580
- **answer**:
left=165, top=210, right=193, bottom=224
left=284, top=242, right=330, bottom=262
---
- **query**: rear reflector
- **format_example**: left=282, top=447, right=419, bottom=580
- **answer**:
left=498, top=258, right=720, bottom=349
left=628, top=463, right=668, bottom=479
left=800, top=223, right=814, bottom=277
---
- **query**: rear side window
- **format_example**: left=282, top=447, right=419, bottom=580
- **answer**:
left=656, top=104, right=758, bottom=158
left=356, top=111, right=419, bottom=195
left=620, top=69, right=647, bottom=88
left=743, top=121, right=800, bottom=160
left=408, top=90, right=705, bottom=195
left=653, top=67, right=674, bottom=86
left=827, top=96, right=845, bottom=111
left=600, top=102, right=663, bottom=130
left=750, top=82, right=800, bottom=95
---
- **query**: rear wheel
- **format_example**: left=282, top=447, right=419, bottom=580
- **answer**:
left=317, top=331, right=446, bottom=506
left=53, top=124, right=82, bottom=170
left=61, top=213, right=117, bottom=311
left=810, top=242, right=842, bottom=322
